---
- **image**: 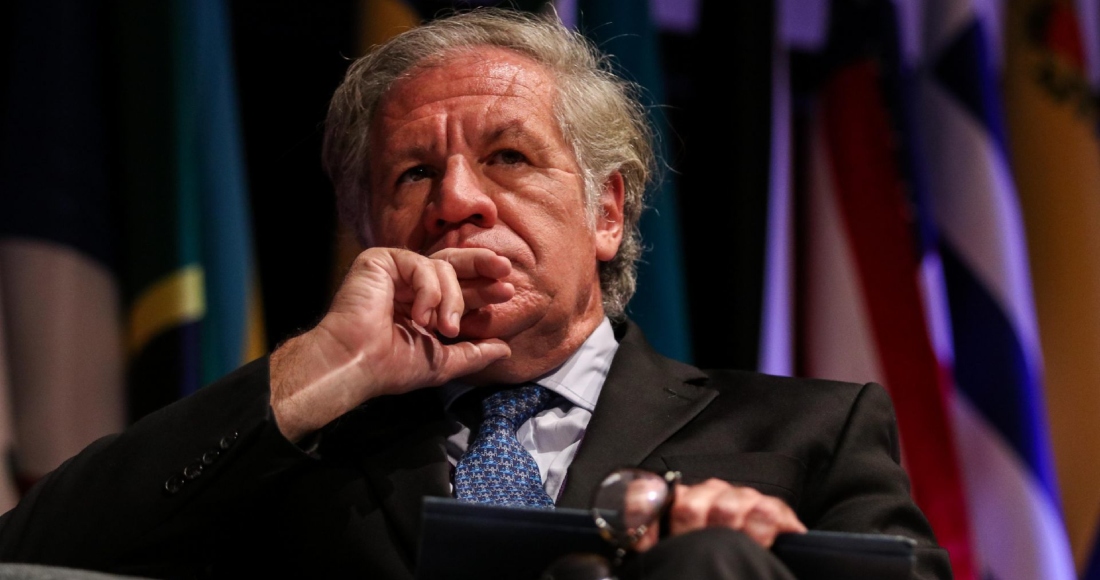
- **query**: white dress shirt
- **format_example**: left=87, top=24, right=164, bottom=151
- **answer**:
left=440, top=317, right=619, bottom=502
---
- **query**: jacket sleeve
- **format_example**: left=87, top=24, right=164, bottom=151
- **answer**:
left=799, top=382, right=954, bottom=580
left=0, top=357, right=314, bottom=576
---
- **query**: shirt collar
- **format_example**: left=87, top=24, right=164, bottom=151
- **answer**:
left=440, top=317, right=619, bottom=412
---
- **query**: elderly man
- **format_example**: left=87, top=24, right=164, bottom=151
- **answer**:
left=0, top=9, right=949, bottom=580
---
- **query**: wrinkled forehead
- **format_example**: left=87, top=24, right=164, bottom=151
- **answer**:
left=373, top=46, right=561, bottom=127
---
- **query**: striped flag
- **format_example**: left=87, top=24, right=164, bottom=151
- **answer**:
left=917, top=0, right=1075, bottom=577
left=1002, top=0, right=1100, bottom=574
left=0, top=0, right=125, bottom=504
left=115, top=0, right=264, bottom=420
left=791, top=2, right=976, bottom=576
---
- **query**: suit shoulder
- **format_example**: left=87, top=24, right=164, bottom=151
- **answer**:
left=695, top=369, right=892, bottom=419
left=700, top=368, right=868, bottom=395
left=614, top=321, right=890, bottom=417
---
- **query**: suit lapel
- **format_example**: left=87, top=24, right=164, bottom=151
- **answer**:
left=558, top=322, right=714, bottom=508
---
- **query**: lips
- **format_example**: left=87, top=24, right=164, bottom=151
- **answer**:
left=423, top=228, right=531, bottom=268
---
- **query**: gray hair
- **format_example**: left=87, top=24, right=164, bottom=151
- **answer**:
left=322, top=8, right=654, bottom=319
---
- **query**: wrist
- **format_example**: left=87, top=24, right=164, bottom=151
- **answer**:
left=269, top=331, right=377, bottom=443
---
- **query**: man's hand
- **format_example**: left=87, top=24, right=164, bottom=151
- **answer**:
left=269, top=247, right=515, bottom=442
left=633, top=479, right=807, bottom=552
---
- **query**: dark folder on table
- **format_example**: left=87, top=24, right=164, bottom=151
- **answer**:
left=416, top=497, right=915, bottom=579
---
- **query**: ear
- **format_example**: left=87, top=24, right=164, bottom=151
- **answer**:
left=594, top=170, right=625, bottom=262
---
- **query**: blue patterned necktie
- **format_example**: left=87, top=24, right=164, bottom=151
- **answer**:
left=454, top=384, right=555, bottom=508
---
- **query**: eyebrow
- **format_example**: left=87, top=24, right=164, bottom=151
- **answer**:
left=485, top=122, right=548, bottom=148
left=379, top=120, right=551, bottom=171
left=393, top=144, right=433, bottom=160
left=384, top=122, right=537, bottom=157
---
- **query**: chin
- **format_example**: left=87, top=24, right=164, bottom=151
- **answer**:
left=456, top=306, right=528, bottom=340
left=461, top=357, right=526, bottom=386
left=457, top=293, right=547, bottom=341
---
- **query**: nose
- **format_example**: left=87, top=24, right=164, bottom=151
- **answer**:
left=424, top=155, right=498, bottom=235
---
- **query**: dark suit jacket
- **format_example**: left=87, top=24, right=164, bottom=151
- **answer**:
left=0, top=321, right=950, bottom=579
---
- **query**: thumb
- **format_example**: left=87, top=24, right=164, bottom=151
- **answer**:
left=434, top=339, right=511, bottom=381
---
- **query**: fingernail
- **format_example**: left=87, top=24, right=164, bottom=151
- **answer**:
left=450, top=312, right=460, bottom=327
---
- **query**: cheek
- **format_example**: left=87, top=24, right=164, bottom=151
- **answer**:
left=515, top=215, right=599, bottom=290
left=503, top=205, right=578, bottom=271
left=506, top=175, right=588, bottom=232
left=366, top=172, right=435, bottom=246
left=371, top=202, right=426, bottom=248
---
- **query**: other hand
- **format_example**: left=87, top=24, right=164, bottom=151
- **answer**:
left=633, top=478, right=807, bottom=552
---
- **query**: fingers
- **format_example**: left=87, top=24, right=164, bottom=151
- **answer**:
left=431, top=247, right=512, bottom=279
left=407, top=258, right=444, bottom=329
left=387, top=248, right=515, bottom=335
left=740, top=495, right=800, bottom=547
left=458, top=278, right=515, bottom=311
left=670, top=480, right=727, bottom=536
left=430, top=247, right=515, bottom=310
left=667, top=479, right=806, bottom=549
left=433, top=260, right=463, bottom=337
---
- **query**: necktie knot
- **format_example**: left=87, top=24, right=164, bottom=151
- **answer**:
left=481, top=384, right=553, bottom=429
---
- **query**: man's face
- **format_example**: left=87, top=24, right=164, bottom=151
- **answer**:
left=366, top=47, right=623, bottom=365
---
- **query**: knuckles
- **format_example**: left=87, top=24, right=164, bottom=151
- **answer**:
left=350, top=247, right=395, bottom=272
left=435, top=259, right=458, bottom=276
left=748, top=498, right=784, bottom=522
left=707, top=497, right=743, bottom=525
left=669, top=496, right=706, bottom=527
left=668, top=480, right=799, bottom=545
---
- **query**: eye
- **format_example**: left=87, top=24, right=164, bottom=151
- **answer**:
left=489, top=149, right=528, bottom=166
left=398, top=165, right=436, bottom=184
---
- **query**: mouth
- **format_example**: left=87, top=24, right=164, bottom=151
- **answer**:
left=423, top=229, right=528, bottom=267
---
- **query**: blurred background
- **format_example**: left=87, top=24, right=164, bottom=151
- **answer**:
left=1, top=0, right=1098, bottom=578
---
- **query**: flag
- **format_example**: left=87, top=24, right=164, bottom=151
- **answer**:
left=791, top=2, right=976, bottom=576
left=1002, top=0, right=1100, bottom=573
left=918, top=0, right=1075, bottom=576
left=114, top=0, right=264, bottom=420
left=360, top=0, right=419, bottom=49
left=574, top=0, right=693, bottom=362
left=0, top=0, right=125, bottom=504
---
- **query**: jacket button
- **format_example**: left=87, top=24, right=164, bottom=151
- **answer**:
left=202, top=450, right=220, bottom=465
left=183, top=462, right=204, bottom=480
left=164, top=474, right=185, bottom=494
left=218, top=431, right=239, bottom=450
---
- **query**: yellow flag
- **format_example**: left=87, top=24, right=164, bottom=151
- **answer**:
left=1005, top=0, right=1100, bottom=568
